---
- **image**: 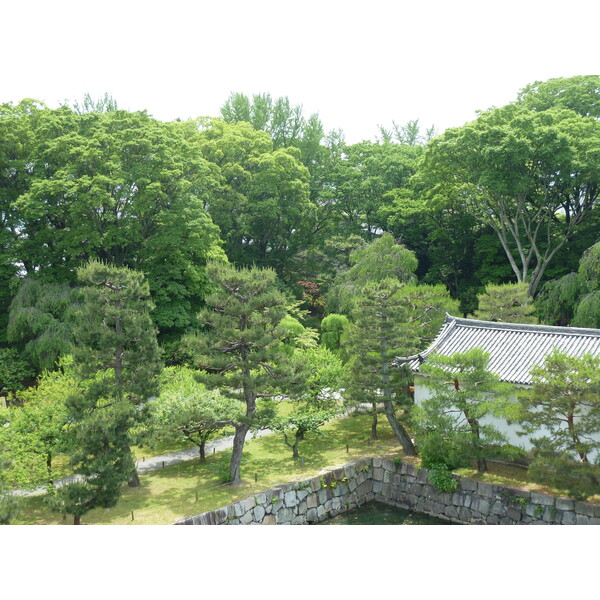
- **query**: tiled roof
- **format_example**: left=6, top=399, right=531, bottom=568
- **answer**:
left=399, top=314, right=600, bottom=385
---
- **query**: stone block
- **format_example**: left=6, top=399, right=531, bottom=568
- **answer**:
left=373, top=481, right=383, bottom=494
left=373, top=468, right=384, bottom=481
left=574, top=501, right=595, bottom=517
left=292, top=515, right=306, bottom=525
left=589, top=517, right=600, bottom=525
left=555, top=497, right=574, bottom=511
left=381, top=483, right=391, bottom=498
left=262, top=515, right=276, bottom=525
left=373, top=457, right=383, bottom=468
left=306, top=508, right=318, bottom=523
left=594, top=505, right=600, bottom=518
left=408, top=483, right=423, bottom=496
left=487, top=515, right=499, bottom=525
left=437, top=492, right=452, bottom=505
left=317, top=489, right=329, bottom=504
left=400, top=463, right=417, bottom=476
left=444, top=505, right=459, bottom=520
left=471, top=498, right=490, bottom=515
left=296, top=489, right=309, bottom=502
left=239, top=498, right=256, bottom=513
left=577, top=514, right=590, bottom=525
left=214, top=508, right=228, bottom=525
left=506, top=508, right=522, bottom=522
left=491, top=501, right=505, bottom=516
left=276, top=508, right=294, bottom=524
left=458, top=477, right=478, bottom=492
left=531, top=492, right=554, bottom=507
left=344, top=465, right=356, bottom=479
left=416, top=469, right=429, bottom=484
left=271, top=501, right=284, bottom=513
left=349, top=478, right=358, bottom=492
left=297, top=500, right=307, bottom=515
left=458, top=507, right=471, bottom=523
left=381, top=458, right=395, bottom=472
left=240, top=511, right=253, bottom=525
left=477, top=482, right=494, bottom=498
left=317, top=505, right=326, bottom=519
left=253, top=505, right=266, bottom=522
left=310, top=477, right=321, bottom=492
left=421, top=484, right=435, bottom=498
left=284, top=490, right=298, bottom=507
left=562, top=511, right=577, bottom=525
left=306, top=494, right=317, bottom=509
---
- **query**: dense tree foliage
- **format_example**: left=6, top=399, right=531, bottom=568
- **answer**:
left=2, top=77, right=599, bottom=514
left=49, top=262, right=162, bottom=523
left=184, top=261, right=307, bottom=484
left=416, top=349, right=515, bottom=473
left=519, top=350, right=600, bottom=499
left=417, top=78, right=600, bottom=296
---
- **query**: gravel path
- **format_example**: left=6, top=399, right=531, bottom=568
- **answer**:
left=13, top=428, right=275, bottom=498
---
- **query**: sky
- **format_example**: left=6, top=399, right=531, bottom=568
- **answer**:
left=3, top=0, right=599, bottom=143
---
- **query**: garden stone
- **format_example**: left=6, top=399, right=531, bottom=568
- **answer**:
left=254, top=505, right=266, bottom=522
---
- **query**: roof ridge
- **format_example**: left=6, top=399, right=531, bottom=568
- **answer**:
left=445, top=313, right=600, bottom=337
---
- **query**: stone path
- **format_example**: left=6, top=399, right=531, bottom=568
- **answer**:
left=13, top=428, right=275, bottom=497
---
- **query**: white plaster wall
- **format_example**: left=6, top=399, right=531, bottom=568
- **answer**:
left=414, top=377, right=600, bottom=461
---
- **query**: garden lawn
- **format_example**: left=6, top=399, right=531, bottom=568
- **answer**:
left=14, top=413, right=403, bottom=525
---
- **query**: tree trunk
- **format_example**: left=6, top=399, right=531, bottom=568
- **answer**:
left=229, top=423, right=250, bottom=485
left=199, top=441, right=206, bottom=463
left=383, top=401, right=416, bottom=456
left=46, top=452, right=53, bottom=487
left=128, top=470, right=141, bottom=488
left=466, top=413, right=487, bottom=473
left=73, top=514, right=81, bottom=525
left=371, top=404, right=378, bottom=440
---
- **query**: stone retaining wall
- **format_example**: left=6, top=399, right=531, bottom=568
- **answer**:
left=175, top=457, right=600, bottom=525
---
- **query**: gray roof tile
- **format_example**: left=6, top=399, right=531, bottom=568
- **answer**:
left=400, top=314, right=600, bottom=384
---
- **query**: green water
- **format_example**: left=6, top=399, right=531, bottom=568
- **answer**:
left=319, top=502, right=456, bottom=525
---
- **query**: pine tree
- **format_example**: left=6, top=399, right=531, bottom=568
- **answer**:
left=343, top=278, right=418, bottom=455
left=50, top=261, right=162, bottom=523
left=184, top=261, right=307, bottom=485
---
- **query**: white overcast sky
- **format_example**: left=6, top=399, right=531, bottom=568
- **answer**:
left=2, top=0, right=599, bottom=144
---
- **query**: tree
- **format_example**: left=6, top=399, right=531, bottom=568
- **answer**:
left=0, top=359, right=74, bottom=490
left=572, top=241, right=600, bottom=328
left=51, top=261, right=162, bottom=523
left=475, top=282, right=536, bottom=323
left=518, top=350, right=600, bottom=500
left=150, top=367, right=241, bottom=462
left=272, top=346, right=343, bottom=459
left=0, top=348, right=34, bottom=395
left=271, top=408, right=334, bottom=460
left=184, top=261, right=307, bottom=485
left=535, top=273, right=582, bottom=326
left=343, top=279, right=418, bottom=455
left=197, top=119, right=316, bottom=278
left=417, top=349, right=515, bottom=473
left=319, top=313, right=350, bottom=354
left=327, top=233, right=418, bottom=314
left=7, top=279, right=74, bottom=371
left=418, top=83, right=600, bottom=295
left=8, top=105, right=224, bottom=338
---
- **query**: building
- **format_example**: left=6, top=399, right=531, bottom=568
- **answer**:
left=399, top=314, right=600, bottom=454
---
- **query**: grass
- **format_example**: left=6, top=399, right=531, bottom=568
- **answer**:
left=455, top=461, right=600, bottom=504
left=13, top=413, right=403, bottom=525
